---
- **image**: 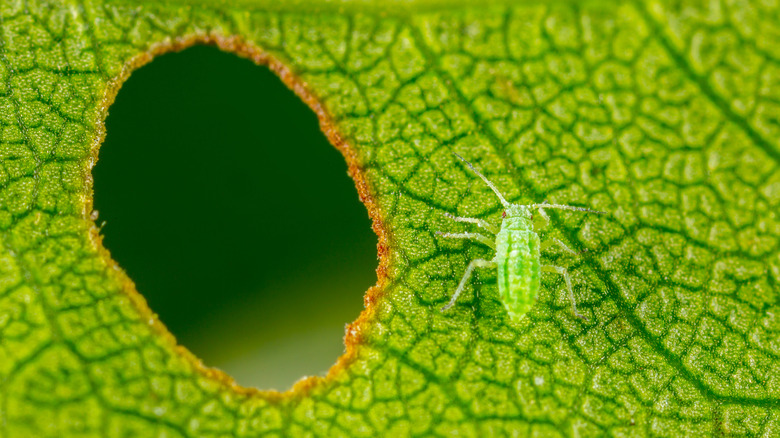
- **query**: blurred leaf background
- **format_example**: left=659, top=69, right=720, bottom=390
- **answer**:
left=92, top=46, right=377, bottom=391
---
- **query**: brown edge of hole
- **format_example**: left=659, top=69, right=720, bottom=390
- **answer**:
left=84, top=32, right=390, bottom=401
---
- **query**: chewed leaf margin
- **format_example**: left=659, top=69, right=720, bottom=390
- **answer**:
left=90, top=33, right=391, bottom=398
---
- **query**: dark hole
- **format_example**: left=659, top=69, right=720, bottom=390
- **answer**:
left=93, top=45, right=376, bottom=390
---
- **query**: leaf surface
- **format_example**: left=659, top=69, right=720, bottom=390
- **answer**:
left=1, top=0, right=780, bottom=436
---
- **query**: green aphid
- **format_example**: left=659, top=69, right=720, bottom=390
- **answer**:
left=438, top=153, right=606, bottom=321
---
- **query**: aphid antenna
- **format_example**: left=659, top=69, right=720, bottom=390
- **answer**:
left=453, top=153, right=510, bottom=208
left=530, top=203, right=606, bottom=215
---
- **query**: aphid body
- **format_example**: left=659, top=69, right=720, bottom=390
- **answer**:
left=439, top=154, right=604, bottom=321
left=494, top=206, right=540, bottom=319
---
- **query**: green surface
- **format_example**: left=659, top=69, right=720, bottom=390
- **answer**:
left=2, top=0, right=780, bottom=436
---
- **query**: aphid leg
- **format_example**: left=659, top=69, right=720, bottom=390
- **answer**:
left=443, top=212, right=499, bottom=234
left=436, top=232, right=496, bottom=249
left=541, top=265, right=588, bottom=321
left=549, top=238, right=579, bottom=256
left=442, top=258, right=496, bottom=312
left=538, top=201, right=592, bottom=256
left=537, top=200, right=551, bottom=223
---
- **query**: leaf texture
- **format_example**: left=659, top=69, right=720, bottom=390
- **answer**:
left=1, top=0, right=780, bottom=436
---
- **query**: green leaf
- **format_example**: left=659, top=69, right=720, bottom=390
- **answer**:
left=2, top=0, right=780, bottom=436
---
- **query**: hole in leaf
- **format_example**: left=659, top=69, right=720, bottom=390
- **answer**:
left=93, top=45, right=376, bottom=391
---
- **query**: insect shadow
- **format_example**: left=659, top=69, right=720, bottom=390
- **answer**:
left=437, top=153, right=606, bottom=321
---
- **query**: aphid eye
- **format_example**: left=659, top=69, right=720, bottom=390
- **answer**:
left=502, top=211, right=507, bottom=218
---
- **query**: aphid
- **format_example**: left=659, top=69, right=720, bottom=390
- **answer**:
left=438, top=153, right=605, bottom=321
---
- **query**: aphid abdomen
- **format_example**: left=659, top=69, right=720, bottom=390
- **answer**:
left=495, top=229, right=541, bottom=320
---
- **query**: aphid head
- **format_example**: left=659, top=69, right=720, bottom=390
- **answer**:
left=502, top=204, right=534, bottom=230
left=504, top=204, right=532, bottom=218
